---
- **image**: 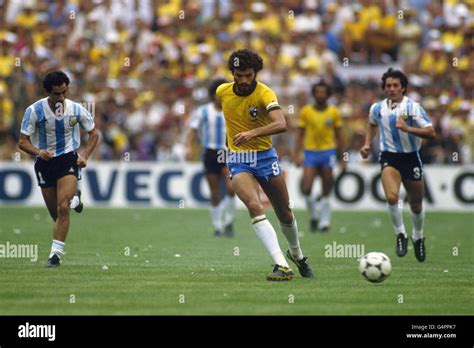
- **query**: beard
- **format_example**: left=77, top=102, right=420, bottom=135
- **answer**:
left=235, top=78, right=256, bottom=93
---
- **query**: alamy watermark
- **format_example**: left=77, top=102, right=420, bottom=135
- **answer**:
left=324, top=241, right=365, bottom=258
left=18, top=322, right=55, bottom=341
left=0, top=241, right=38, bottom=262
left=217, top=149, right=258, bottom=167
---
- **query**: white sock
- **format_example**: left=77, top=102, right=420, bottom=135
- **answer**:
left=223, top=195, right=236, bottom=226
left=411, top=207, right=425, bottom=241
left=49, top=239, right=65, bottom=258
left=305, top=195, right=318, bottom=220
left=388, top=203, right=407, bottom=236
left=319, top=196, right=331, bottom=227
left=210, top=206, right=222, bottom=232
left=280, top=218, right=304, bottom=260
left=252, top=215, right=289, bottom=268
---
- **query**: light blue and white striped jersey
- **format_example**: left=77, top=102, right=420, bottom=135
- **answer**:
left=21, top=98, right=95, bottom=157
left=189, top=103, right=226, bottom=150
left=369, top=96, right=432, bottom=153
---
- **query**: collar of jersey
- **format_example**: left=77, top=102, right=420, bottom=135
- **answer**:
left=44, top=98, right=69, bottom=119
left=233, top=80, right=257, bottom=97
left=312, top=103, right=329, bottom=111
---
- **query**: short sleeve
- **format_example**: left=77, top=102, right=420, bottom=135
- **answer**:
left=215, top=84, right=225, bottom=99
left=368, top=103, right=379, bottom=126
left=297, top=105, right=309, bottom=128
left=20, top=107, right=37, bottom=136
left=261, top=88, right=281, bottom=112
left=413, top=103, right=432, bottom=128
left=333, top=107, right=343, bottom=128
left=79, top=105, right=95, bottom=132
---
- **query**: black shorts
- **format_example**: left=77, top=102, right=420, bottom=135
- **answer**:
left=379, top=151, right=423, bottom=181
left=34, top=151, right=81, bottom=188
left=202, top=149, right=226, bottom=174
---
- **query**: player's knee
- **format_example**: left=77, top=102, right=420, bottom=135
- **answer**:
left=57, top=201, right=70, bottom=216
left=386, top=194, right=399, bottom=205
left=279, top=210, right=294, bottom=225
left=247, top=200, right=264, bottom=216
left=410, top=203, right=422, bottom=214
left=301, top=182, right=312, bottom=196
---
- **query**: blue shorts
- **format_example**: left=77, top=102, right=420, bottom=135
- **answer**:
left=304, top=149, right=337, bottom=168
left=227, top=147, right=281, bottom=181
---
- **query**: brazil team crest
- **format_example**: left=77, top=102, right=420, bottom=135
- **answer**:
left=69, top=115, right=80, bottom=127
left=248, top=105, right=258, bottom=119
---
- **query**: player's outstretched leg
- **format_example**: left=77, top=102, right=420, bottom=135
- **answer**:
left=260, top=175, right=315, bottom=278
left=232, top=173, right=294, bottom=281
left=47, top=175, right=77, bottom=267
left=381, top=167, right=407, bottom=257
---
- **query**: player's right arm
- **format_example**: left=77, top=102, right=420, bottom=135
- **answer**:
left=360, top=124, right=378, bottom=159
left=18, top=134, right=54, bottom=160
left=232, top=107, right=287, bottom=147
left=360, top=103, right=379, bottom=159
left=185, top=129, right=198, bottom=160
left=18, top=107, right=53, bottom=160
left=294, top=127, right=305, bottom=167
left=294, top=106, right=308, bottom=167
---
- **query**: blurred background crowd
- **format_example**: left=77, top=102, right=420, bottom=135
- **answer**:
left=0, top=0, right=473, bottom=164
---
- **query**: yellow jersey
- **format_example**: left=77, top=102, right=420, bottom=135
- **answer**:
left=298, top=104, right=342, bottom=151
left=216, top=81, right=281, bottom=152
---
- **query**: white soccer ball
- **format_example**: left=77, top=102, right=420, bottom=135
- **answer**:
left=358, top=252, right=392, bottom=283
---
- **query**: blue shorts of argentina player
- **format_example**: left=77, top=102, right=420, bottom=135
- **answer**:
left=303, top=148, right=337, bottom=168
left=227, top=147, right=281, bottom=181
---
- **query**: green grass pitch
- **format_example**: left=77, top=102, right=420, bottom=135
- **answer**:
left=0, top=207, right=472, bottom=315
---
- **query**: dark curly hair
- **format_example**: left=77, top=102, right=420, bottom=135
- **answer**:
left=228, top=49, right=263, bottom=73
left=208, top=78, right=227, bottom=99
left=43, top=70, right=70, bottom=93
left=311, top=80, right=332, bottom=98
left=381, top=68, right=408, bottom=94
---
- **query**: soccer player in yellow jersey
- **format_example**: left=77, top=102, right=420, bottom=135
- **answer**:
left=216, top=49, right=314, bottom=281
left=295, top=81, right=345, bottom=232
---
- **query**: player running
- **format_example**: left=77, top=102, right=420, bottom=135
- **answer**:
left=216, top=49, right=314, bottom=281
left=186, top=79, right=237, bottom=237
left=18, top=71, right=99, bottom=267
left=294, top=81, right=345, bottom=232
left=360, top=68, right=435, bottom=262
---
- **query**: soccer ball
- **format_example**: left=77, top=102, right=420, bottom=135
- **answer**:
left=358, top=252, right=392, bottom=283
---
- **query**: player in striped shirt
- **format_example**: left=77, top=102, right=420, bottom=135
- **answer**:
left=360, top=68, right=435, bottom=262
left=18, top=71, right=99, bottom=267
left=186, top=79, right=236, bottom=237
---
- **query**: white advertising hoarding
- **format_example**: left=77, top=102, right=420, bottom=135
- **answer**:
left=0, top=161, right=472, bottom=211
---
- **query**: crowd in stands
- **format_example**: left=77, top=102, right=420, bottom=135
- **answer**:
left=1, top=0, right=472, bottom=164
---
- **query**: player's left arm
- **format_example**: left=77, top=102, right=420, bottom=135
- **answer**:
left=77, top=128, right=99, bottom=168
left=334, top=127, right=346, bottom=171
left=396, top=104, right=435, bottom=139
left=232, top=108, right=286, bottom=146
left=77, top=107, right=99, bottom=168
left=333, top=109, right=346, bottom=171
